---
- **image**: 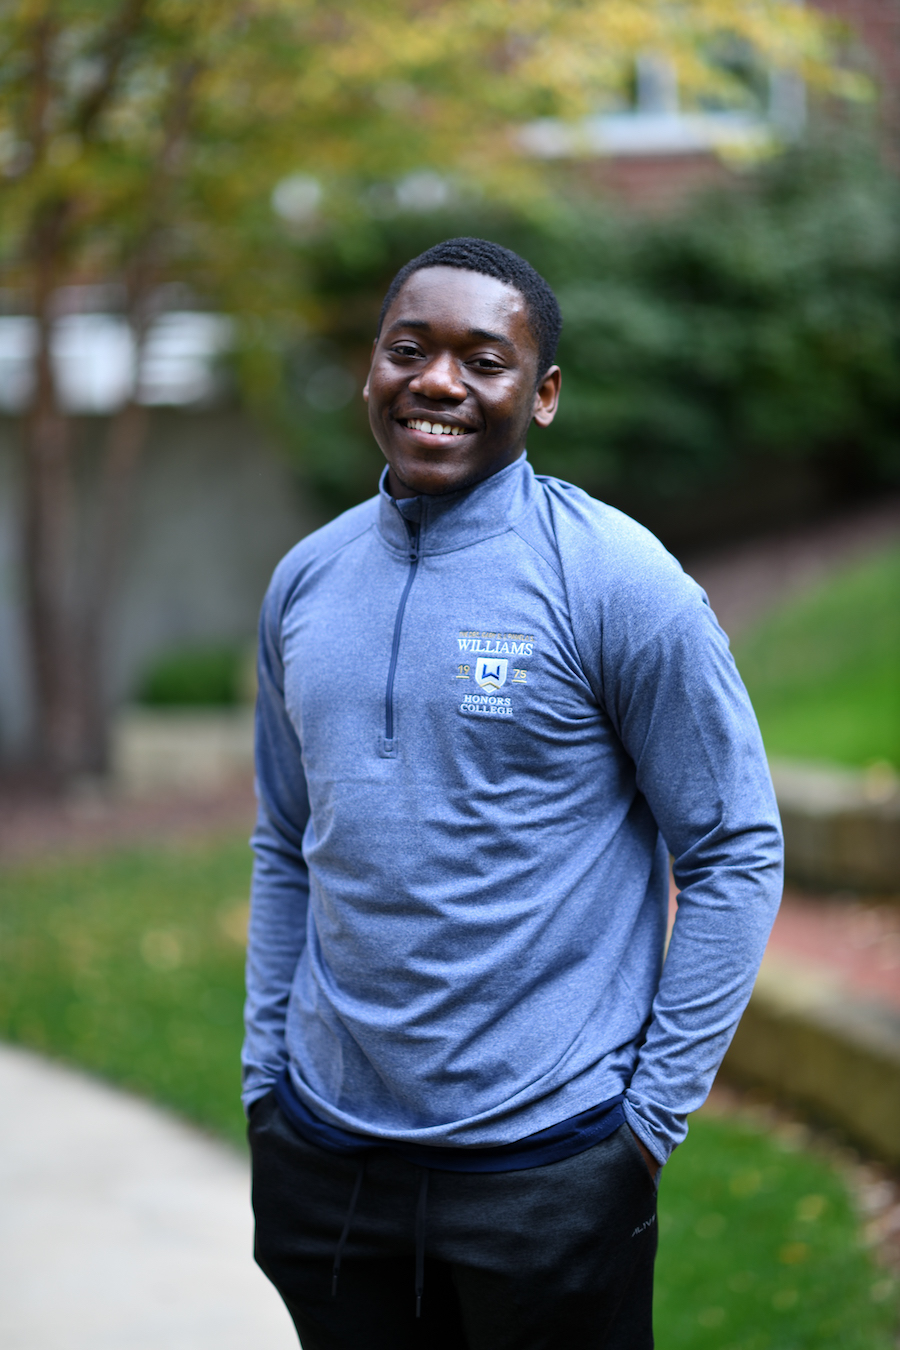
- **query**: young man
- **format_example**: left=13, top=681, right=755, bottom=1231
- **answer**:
left=243, top=238, right=783, bottom=1350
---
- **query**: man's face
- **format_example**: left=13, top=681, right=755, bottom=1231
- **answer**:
left=363, top=266, right=560, bottom=499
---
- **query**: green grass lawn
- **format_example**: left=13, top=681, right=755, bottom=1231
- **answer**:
left=0, top=838, right=896, bottom=1345
left=0, top=837, right=252, bottom=1144
left=732, top=541, right=900, bottom=769
left=656, top=1111, right=896, bottom=1349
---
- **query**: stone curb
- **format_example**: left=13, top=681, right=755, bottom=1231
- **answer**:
left=110, top=707, right=254, bottom=798
left=720, top=955, right=900, bottom=1165
left=771, top=761, right=900, bottom=895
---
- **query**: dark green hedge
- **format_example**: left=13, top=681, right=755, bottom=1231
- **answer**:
left=137, top=645, right=244, bottom=707
left=267, top=144, right=900, bottom=551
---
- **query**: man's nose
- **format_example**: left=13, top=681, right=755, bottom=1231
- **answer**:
left=408, top=353, right=466, bottom=401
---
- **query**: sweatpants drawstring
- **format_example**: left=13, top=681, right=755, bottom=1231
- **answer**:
left=332, top=1156, right=366, bottom=1297
left=330, top=1156, right=429, bottom=1315
left=415, top=1167, right=429, bottom=1318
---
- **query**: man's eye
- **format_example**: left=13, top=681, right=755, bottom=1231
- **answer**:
left=470, top=358, right=504, bottom=370
left=391, top=344, right=421, bottom=358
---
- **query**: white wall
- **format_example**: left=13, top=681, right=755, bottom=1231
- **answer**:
left=0, top=410, right=324, bottom=758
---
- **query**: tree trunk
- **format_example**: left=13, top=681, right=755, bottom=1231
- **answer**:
left=75, top=398, right=150, bottom=773
left=22, top=309, right=80, bottom=780
left=22, top=315, right=150, bottom=780
left=14, top=6, right=164, bottom=781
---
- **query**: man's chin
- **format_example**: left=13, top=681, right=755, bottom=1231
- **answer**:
left=386, top=448, right=523, bottom=500
left=395, top=467, right=478, bottom=498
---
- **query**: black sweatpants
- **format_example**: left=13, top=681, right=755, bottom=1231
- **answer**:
left=249, top=1093, right=658, bottom=1350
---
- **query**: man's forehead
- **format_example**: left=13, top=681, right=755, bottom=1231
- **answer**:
left=383, top=266, right=533, bottom=347
left=388, top=267, right=525, bottom=319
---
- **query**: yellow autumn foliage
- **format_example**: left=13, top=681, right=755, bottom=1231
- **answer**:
left=1, top=0, right=839, bottom=277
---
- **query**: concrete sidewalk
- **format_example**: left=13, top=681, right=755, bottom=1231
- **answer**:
left=0, top=1044, right=296, bottom=1350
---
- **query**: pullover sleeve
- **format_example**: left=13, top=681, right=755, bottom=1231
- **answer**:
left=603, top=594, right=783, bottom=1164
left=241, top=575, right=311, bottom=1112
left=551, top=492, right=784, bottom=1164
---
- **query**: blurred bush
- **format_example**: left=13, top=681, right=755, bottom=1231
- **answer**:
left=137, top=646, right=247, bottom=708
left=271, top=144, right=900, bottom=552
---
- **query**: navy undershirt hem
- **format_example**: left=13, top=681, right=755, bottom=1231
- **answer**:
left=274, top=1069, right=625, bottom=1174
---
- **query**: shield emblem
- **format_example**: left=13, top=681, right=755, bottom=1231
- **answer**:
left=475, top=658, right=508, bottom=690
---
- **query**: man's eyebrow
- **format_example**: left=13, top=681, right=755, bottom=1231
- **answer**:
left=386, top=318, right=515, bottom=349
left=468, top=327, right=514, bottom=349
left=386, top=319, right=430, bottom=332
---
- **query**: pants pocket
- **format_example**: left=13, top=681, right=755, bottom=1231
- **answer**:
left=619, top=1123, right=660, bottom=1194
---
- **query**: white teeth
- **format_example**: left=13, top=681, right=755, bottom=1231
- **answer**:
left=407, top=419, right=465, bottom=436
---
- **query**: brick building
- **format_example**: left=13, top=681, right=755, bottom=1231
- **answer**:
left=522, top=0, right=900, bottom=211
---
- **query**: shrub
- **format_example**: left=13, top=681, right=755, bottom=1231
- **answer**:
left=268, top=142, right=900, bottom=551
left=137, top=645, right=246, bottom=707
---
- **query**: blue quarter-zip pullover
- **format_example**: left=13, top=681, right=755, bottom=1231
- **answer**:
left=242, top=454, right=782, bottom=1164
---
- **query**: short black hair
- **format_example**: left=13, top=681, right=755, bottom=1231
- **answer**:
left=377, top=237, right=562, bottom=379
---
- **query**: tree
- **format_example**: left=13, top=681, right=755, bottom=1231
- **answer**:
left=0, top=0, right=836, bottom=779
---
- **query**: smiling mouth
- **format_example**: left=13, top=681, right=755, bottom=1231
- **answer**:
left=402, top=418, right=470, bottom=437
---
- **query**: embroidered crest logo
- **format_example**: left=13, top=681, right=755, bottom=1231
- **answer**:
left=474, top=658, right=508, bottom=691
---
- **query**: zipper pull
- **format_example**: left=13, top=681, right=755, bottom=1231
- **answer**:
left=407, top=523, right=419, bottom=563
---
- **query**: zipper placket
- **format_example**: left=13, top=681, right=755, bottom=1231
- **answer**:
left=383, top=515, right=420, bottom=746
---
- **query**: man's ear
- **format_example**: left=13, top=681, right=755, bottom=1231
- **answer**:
left=362, top=338, right=377, bottom=402
left=532, top=366, right=561, bottom=429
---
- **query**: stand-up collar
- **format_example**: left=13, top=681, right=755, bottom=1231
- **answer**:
left=376, top=453, right=536, bottom=556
